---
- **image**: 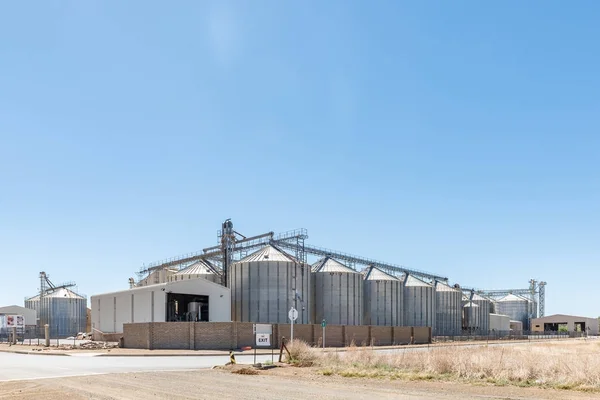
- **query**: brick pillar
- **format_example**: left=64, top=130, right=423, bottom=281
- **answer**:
left=233, top=322, right=238, bottom=349
left=342, top=325, right=347, bottom=346
left=189, top=323, right=195, bottom=350
left=148, top=323, right=154, bottom=350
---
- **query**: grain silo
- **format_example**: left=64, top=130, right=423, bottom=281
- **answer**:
left=462, top=302, right=480, bottom=332
left=230, top=244, right=310, bottom=324
left=169, top=259, right=221, bottom=284
left=25, top=287, right=87, bottom=337
left=435, top=282, right=462, bottom=336
left=496, top=294, right=529, bottom=330
left=312, top=257, right=363, bottom=325
left=471, top=293, right=490, bottom=334
left=138, top=267, right=178, bottom=287
left=363, top=266, right=403, bottom=326
left=403, top=275, right=435, bottom=328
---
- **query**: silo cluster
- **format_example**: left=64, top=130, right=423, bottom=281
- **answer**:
left=226, top=244, right=502, bottom=334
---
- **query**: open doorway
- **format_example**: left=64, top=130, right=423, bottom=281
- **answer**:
left=166, top=293, right=209, bottom=322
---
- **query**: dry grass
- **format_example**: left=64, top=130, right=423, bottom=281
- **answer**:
left=286, top=339, right=600, bottom=392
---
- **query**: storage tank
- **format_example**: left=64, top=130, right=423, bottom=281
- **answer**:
left=462, top=302, right=481, bottom=332
left=471, top=293, right=490, bottom=334
left=363, top=266, right=403, bottom=326
left=25, top=287, right=87, bottom=337
left=434, top=282, right=462, bottom=336
left=496, top=294, right=529, bottom=331
left=230, top=244, right=310, bottom=324
left=169, top=259, right=221, bottom=284
left=312, top=257, right=363, bottom=326
left=489, top=313, right=510, bottom=334
left=403, top=275, right=434, bottom=328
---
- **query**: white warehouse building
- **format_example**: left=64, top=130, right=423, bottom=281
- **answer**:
left=91, top=278, right=231, bottom=336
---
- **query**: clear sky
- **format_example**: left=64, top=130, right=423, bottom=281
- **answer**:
left=1, top=1, right=599, bottom=317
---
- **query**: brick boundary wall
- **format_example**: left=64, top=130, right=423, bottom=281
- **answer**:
left=123, top=323, right=431, bottom=350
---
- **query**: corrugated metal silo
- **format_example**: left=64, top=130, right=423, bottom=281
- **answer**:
left=25, top=287, right=87, bottom=337
left=434, top=282, right=462, bottom=336
left=230, top=244, right=311, bottom=324
left=471, top=293, right=490, bottom=334
left=312, top=257, right=363, bottom=325
left=462, top=302, right=481, bottom=331
left=496, top=294, right=529, bottom=330
left=403, top=275, right=434, bottom=328
left=169, top=259, right=221, bottom=284
left=363, top=266, right=403, bottom=326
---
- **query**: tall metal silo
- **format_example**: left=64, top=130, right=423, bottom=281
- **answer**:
left=471, top=293, right=490, bottom=334
left=25, top=287, right=87, bottom=337
left=363, top=266, right=403, bottom=326
left=312, top=257, right=363, bottom=326
left=230, top=244, right=311, bottom=324
left=168, top=259, right=221, bottom=284
left=403, top=275, right=435, bottom=328
left=435, top=282, right=462, bottom=336
left=496, top=294, right=529, bottom=331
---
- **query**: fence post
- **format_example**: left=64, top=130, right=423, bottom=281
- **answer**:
left=44, top=324, right=50, bottom=347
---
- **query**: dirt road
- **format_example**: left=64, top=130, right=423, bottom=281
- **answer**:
left=1, top=368, right=599, bottom=400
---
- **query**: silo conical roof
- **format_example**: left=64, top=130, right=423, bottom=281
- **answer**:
left=404, top=275, right=432, bottom=287
left=435, top=281, right=460, bottom=292
left=311, top=257, right=356, bottom=273
left=238, top=244, right=296, bottom=263
left=363, top=266, right=399, bottom=281
left=175, top=259, right=217, bottom=275
left=498, top=294, right=528, bottom=302
left=32, top=287, right=85, bottom=300
left=471, top=293, right=490, bottom=301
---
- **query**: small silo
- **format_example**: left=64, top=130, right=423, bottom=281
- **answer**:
left=496, top=294, right=529, bottom=331
left=363, top=266, right=403, bottom=326
left=471, top=293, right=490, bottom=334
left=434, top=282, right=462, bottom=336
left=403, top=275, right=435, bottom=328
left=230, top=244, right=311, bottom=324
left=25, top=287, right=87, bottom=337
left=312, top=257, right=363, bottom=325
left=169, top=259, right=221, bottom=284
left=462, top=302, right=481, bottom=332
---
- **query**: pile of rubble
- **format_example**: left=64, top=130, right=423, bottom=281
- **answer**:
left=57, top=341, right=119, bottom=350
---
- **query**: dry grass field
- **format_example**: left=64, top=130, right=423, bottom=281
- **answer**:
left=286, top=338, right=600, bottom=392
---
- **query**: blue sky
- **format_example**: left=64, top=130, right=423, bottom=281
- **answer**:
left=1, top=1, right=599, bottom=317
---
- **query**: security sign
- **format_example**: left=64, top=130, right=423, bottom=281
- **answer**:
left=256, top=333, right=271, bottom=347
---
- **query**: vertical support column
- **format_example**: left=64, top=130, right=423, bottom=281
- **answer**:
left=44, top=324, right=50, bottom=347
left=189, top=322, right=195, bottom=350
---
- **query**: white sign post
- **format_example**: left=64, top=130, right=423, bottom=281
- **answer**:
left=288, top=307, right=298, bottom=342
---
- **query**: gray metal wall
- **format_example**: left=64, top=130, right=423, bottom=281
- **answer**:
left=403, top=284, right=435, bottom=328
left=313, top=272, right=363, bottom=326
left=435, top=285, right=462, bottom=336
left=462, top=303, right=480, bottom=331
left=472, top=298, right=490, bottom=333
left=496, top=299, right=529, bottom=330
left=230, top=260, right=311, bottom=324
left=363, top=279, right=403, bottom=326
left=25, top=297, right=87, bottom=337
